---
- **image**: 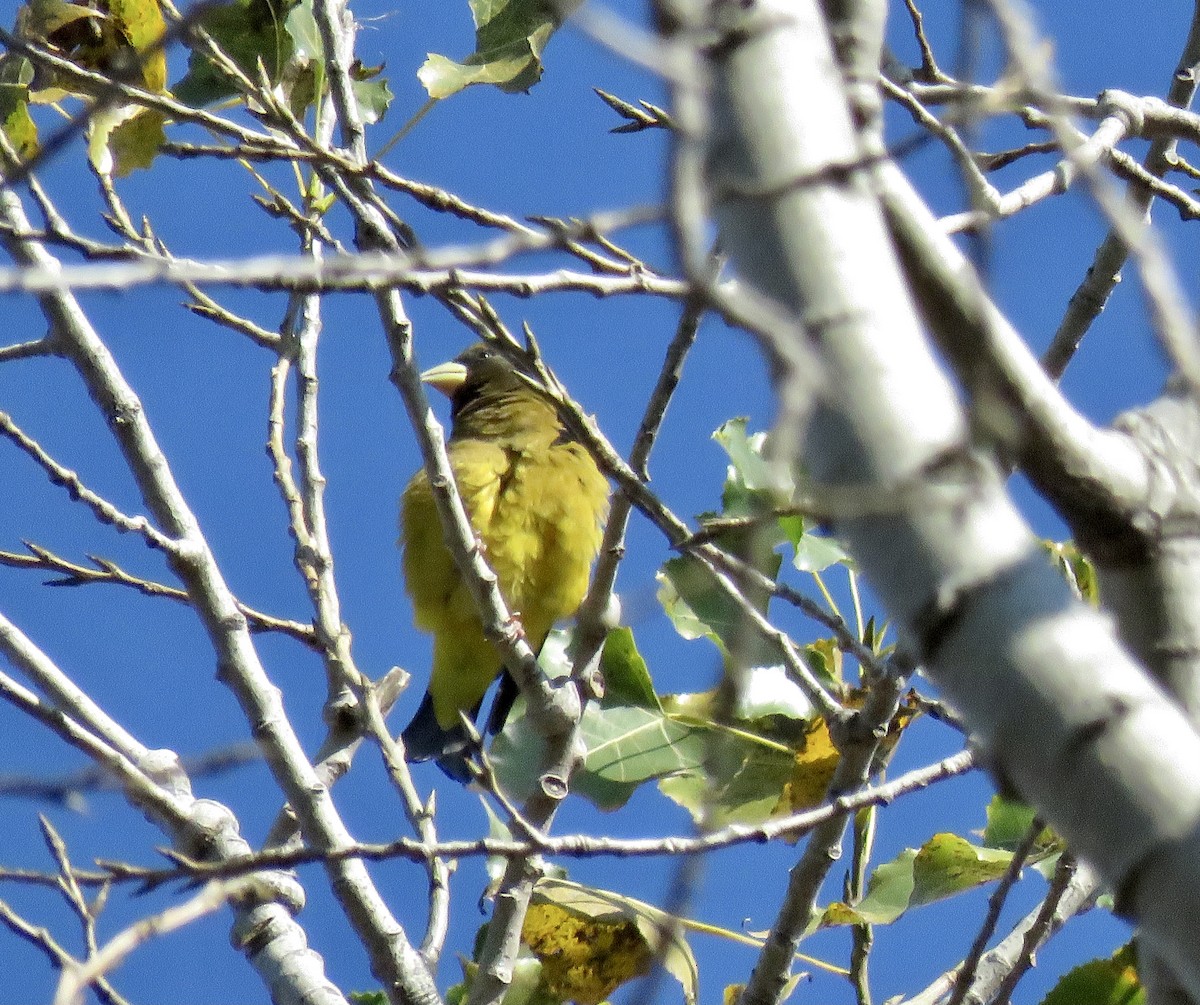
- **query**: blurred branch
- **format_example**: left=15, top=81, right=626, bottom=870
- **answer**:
left=0, top=337, right=54, bottom=362
left=0, top=740, right=261, bottom=805
left=0, top=252, right=689, bottom=300
left=53, top=877, right=255, bottom=1005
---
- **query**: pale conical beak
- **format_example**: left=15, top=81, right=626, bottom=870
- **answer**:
left=420, top=360, right=468, bottom=397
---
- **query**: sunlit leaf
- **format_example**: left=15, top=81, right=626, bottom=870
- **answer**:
left=1042, top=539, right=1098, bottom=606
left=1040, top=943, right=1143, bottom=1005
left=599, top=626, right=660, bottom=710
left=820, top=833, right=1015, bottom=928
left=714, top=417, right=793, bottom=499
left=0, top=56, right=38, bottom=160
left=417, top=0, right=585, bottom=100
left=791, top=529, right=851, bottom=573
left=910, top=833, right=1014, bottom=903
left=352, top=73, right=393, bottom=125
left=583, top=704, right=708, bottom=784
left=736, top=664, right=814, bottom=721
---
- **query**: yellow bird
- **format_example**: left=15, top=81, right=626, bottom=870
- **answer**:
left=399, top=343, right=610, bottom=779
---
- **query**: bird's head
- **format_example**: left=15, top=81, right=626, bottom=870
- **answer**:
left=421, top=343, right=547, bottom=426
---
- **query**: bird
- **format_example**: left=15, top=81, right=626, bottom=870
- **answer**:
left=399, top=342, right=610, bottom=780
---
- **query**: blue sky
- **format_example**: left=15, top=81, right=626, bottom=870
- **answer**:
left=0, top=0, right=1185, bottom=1001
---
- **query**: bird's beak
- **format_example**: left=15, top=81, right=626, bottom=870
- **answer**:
left=420, top=360, right=468, bottom=398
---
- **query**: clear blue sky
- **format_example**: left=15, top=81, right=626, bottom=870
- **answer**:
left=0, top=0, right=1182, bottom=1001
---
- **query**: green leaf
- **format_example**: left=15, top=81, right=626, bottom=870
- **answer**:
left=0, top=57, right=37, bottom=161
left=658, top=729, right=797, bottom=829
left=821, top=849, right=918, bottom=927
left=713, top=417, right=793, bottom=498
left=821, top=833, right=1015, bottom=928
left=983, top=795, right=1039, bottom=849
left=803, top=638, right=843, bottom=689
left=88, top=104, right=165, bottom=176
left=1040, top=943, right=1143, bottom=1005
left=657, top=554, right=786, bottom=669
left=489, top=628, right=670, bottom=810
left=599, top=627, right=660, bottom=710
left=581, top=704, right=708, bottom=785
left=417, top=0, right=584, bottom=99
left=490, top=693, right=705, bottom=811
left=982, top=794, right=1065, bottom=877
left=910, top=833, right=1013, bottom=905
left=657, top=554, right=738, bottom=652
left=791, top=530, right=850, bottom=573
left=1042, top=539, right=1099, bottom=606
left=172, top=0, right=298, bottom=106
left=352, top=74, right=393, bottom=125
left=107, top=108, right=166, bottom=175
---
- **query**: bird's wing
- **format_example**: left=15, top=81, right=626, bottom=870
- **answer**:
left=400, top=439, right=509, bottom=729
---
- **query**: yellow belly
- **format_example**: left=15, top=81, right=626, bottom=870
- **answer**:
left=401, top=435, right=609, bottom=729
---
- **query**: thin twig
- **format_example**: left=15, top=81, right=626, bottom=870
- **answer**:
left=0, top=544, right=316, bottom=644
left=0, top=412, right=179, bottom=554
left=94, top=750, right=976, bottom=886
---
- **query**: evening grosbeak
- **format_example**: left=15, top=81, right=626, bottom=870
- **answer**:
left=399, top=343, right=610, bottom=780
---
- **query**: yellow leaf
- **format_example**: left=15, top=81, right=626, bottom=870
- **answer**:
left=522, top=902, right=652, bottom=1005
left=108, top=0, right=166, bottom=91
left=525, top=878, right=698, bottom=1004
left=774, top=716, right=841, bottom=814
left=773, top=688, right=919, bottom=817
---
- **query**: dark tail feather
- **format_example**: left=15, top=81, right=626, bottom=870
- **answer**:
left=484, top=672, right=520, bottom=737
left=400, top=693, right=477, bottom=783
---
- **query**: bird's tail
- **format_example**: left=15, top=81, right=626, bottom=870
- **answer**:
left=400, top=693, right=475, bottom=783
